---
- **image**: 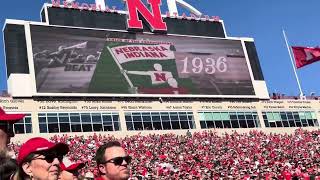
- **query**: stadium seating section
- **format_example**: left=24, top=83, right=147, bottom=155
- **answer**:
left=8, top=129, right=320, bottom=179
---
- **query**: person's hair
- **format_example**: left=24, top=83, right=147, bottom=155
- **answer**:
left=0, top=152, right=18, bottom=180
left=95, top=141, right=121, bottom=165
left=17, top=153, right=36, bottom=180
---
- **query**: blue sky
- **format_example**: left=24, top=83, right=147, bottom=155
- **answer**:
left=0, top=0, right=319, bottom=96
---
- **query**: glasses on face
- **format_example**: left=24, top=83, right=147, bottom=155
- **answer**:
left=32, top=152, right=63, bottom=164
left=103, top=156, right=132, bottom=166
left=0, top=122, right=14, bottom=136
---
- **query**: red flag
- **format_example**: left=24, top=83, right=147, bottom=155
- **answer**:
left=292, top=46, right=320, bottom=68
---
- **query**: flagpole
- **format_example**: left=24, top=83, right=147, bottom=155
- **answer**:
left=282, top=29, right=304, bottom=98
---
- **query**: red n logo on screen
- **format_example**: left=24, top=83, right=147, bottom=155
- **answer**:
left=155, top=73, right=166, bottom=81
left=126, top=0, right=167, bottom=32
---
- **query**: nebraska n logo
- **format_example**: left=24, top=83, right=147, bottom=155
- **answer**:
left=125, top=0, right=167, bottom=32
left=54, top=0, right=205, bottom=32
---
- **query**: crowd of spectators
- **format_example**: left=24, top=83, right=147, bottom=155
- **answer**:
left=8, top=129, right=320, bottom=179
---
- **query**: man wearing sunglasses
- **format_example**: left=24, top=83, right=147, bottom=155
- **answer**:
left=0, top=107, right=25, bottom=153
left=95, top=141, right=131, bottom=180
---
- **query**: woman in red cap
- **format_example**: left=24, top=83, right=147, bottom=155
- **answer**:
left=16, top=137, right=69, bottom=180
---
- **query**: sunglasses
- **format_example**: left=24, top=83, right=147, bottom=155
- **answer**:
left=32, top=152, right=63, bottom=163
left=0, top=122, right=14, bottom=136
left=103, top=156, right=132, bottom=166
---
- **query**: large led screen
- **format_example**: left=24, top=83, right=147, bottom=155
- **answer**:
left=30, top=25, right=255, bottom=96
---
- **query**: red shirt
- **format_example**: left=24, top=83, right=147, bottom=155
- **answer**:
left=265, top=173, right=272, bottom=179
left=243, top=174, right=250, bottom=180
left=282, top=171, right=292, bottom=180
left=95, top=177, right=105, bottom=180
left=142, top=167, right=147, bottom=176
left=301, top=173, right=310, bottom=180
left=159, top=154, right=167, bottom=160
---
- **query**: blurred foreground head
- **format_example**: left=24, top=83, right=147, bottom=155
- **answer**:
left=0, top=107, right=25, bottom=152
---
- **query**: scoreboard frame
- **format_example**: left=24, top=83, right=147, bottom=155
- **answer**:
left=19, top=21, right=260, bottom=99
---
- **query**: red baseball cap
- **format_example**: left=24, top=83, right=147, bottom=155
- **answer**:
left=60, top=157, right=85, bottom=172
left=0, top=107, right=26, bottom=123
left=17, top=137, right=69, bottom=164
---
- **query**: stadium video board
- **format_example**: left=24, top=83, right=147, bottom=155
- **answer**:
left=28, top=24, right=255, bottom=97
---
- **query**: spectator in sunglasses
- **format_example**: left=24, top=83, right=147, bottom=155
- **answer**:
left=95, top=141, right=131, bottom=180
left=17, top=137, right=69, bottom=180
left=59, top=156, right=85, bottom=180
left=0, top=107, right=25, bottom=153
